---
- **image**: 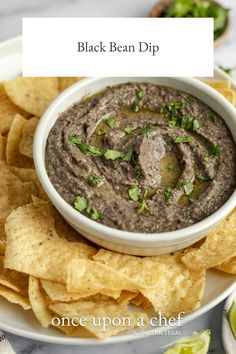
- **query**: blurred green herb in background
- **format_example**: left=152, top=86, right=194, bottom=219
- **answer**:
left=165, top=0, right=229, bottom=40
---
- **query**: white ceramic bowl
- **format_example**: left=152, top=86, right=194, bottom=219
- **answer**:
left=33, top=77, right=236, bottom=256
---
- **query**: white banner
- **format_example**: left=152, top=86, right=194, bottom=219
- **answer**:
left=22, top=18, right=214, bottom=77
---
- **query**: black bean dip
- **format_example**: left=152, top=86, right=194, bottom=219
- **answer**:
left=46, top=83, right=236, bottom=233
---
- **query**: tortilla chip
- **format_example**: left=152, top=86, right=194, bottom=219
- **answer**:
left=0, top=164, right=38, bottom=222
left=19, top=117, right=39, bottom=158
left=50, top=300, right=149, bottom=339
left=0, top=284, right=30, bottom=310
left=41, top=279, right=98, bottom=302
left=6, top=114, right=33, bottom=168
left=0, top=83, right=30, bottom=134
left=182, top=210, right=236, bottom=271
left=94, top=250, right=205, bottom=317
left=4, top=201, right=96, bottom=284
left=59, top=77, right=83, bottom=91
left=28, top=276, right=53, bottom=328
left=3, top=78, right=59, bottom=116
left=0, top=256, right=28, bottom=295
left=216, top=88, right=236, bottom=105
left=67, top=259, right=147, bottom=298
left=9, top=167, right=48, bottom=201
left=0, top=134, right=6, bottom=161
left=117, top=291, right=138, bottom=306
left=205, top=80, right=231, bottom=90
left=215, top=256, right=236, bottom=275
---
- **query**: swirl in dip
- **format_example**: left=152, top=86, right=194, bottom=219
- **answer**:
left=46, top=83, right=236, bottom=233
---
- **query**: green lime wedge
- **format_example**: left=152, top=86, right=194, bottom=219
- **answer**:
left=228, top=300, right=236, bottom=339
left=163, top=329, right=211, bottom=354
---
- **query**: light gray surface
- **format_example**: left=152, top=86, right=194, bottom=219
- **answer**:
left=0, top=0, right=236, bottom=353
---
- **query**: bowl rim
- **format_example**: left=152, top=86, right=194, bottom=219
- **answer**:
left=33, top=76, right=236, bottom=245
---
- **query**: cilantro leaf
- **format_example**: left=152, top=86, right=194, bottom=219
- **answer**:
left=135, top=168, right=142, bottom=179
left=140, top=124, right=154, bottom=135
left=88, top=175, right=101, bottom=187
left=128, top=186, right=141, bottom=202
left=90, top=207, right=103, bottom=221
left=105, top=116, right=116, bottom=129
left=196, top=174, right=212, bottom=182
left=164, top=187, right=173, bottom=201
left=183, top=182, right=194, bottom=195
left=174, top=137, right=194, bottom=143
left=123, top=127, right=133, bottom=135
left=73, top=196, right=88, bottom=212
left=122, top=149, right=134, bottom=162
left=131, top=90, right=145, bottom=112
left=69, top=135, right=103, bottom=157
left=104, top=149, right=124, bottom=161
left=207, top=111, right=218, bottom=124
left=207, top=143, right=220, bottom=156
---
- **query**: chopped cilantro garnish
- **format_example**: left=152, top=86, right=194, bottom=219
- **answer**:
left=192, top=119, right=200, bottom=131
left=123, top=127, right=133, bottom=134
left=135, top=168, right=142, bottom=179
left=104, top=148, right=133, bottom=162
left=175, top=181, right=182, bottom=190
left=73, top=195, right=102, bottom=220
left=73, top=196, right=88, bottom=212
left=174, top=136, right=193, bottom=143
left=140, top=124, right=154, bottom=135
left=90, top=207, right=102, bottom=221
left=188, top=195, right=194, bottom=203
left=196, top=174, right=212, bottom=182
left=207, top=111, right=218, bottom=124
left=180, top=115, right=193, bottom=130
left=168, top=117, right=178, bottom=128
left=122, top=149, right=134, bottom=162
left=69, top=135, right=103, bottom=157
left=138, top=190, right=150, bottom=215
left=105, top=116, right=116, bottom=129
left=168, top=102, right=183, bottom=111
left=183, top=182, right=194, bottom=195
left=136, top=90, right=145, bottom=99
left=131, top=90, right=145, bottom=112
left=219, top=65, right=236, bottom=76
left=164, top=187, right=173, bottom=201
left=207, top=143, right=220, bottom=156
left=128, top=186, right=141, bottom=202
left=88, top=175, right=101, bottom=187
left=104, top=149, right=124, bottom=161
left=186, top=98, right=193, bottom=104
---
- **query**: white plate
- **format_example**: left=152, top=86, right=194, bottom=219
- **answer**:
left=222, top=290, right=236, bottom=354
left=0, top=36, right=236, bottom=346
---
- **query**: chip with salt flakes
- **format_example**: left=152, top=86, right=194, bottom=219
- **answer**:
left=4, top=201, right=96, bottom=284
left=93, top=249, right=206, bottom=317
left=182, top=209, right=236, bottom=271
left=6, top=114, right=33, bottom=168
left=215, top=256, right=236, bottom=275
left=41, top=279, right=101, bottom=302
left=67, top=259, right=147, bottom=298
left=3, top=78, right=59, bottom=116
left=28, top=276, right=53, bottom=328
left=0, top=83, right=31, bottom=134
left=0, top=164, right=37, bottom=222
left=0, top=284, right=30, bottom=310
left=0, top=256, right=28, bottom=295
left=19, top=117, right=39, bottom=158
left=50, top=300, right=149, bottom=339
